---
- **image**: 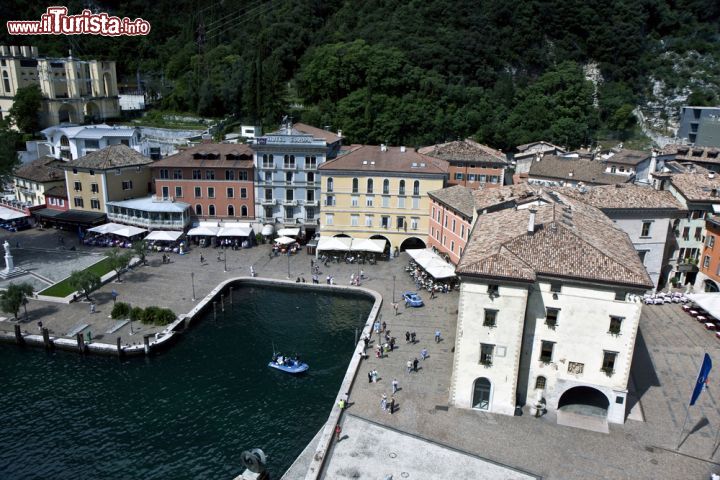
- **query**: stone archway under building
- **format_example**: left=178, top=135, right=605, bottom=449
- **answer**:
left=369, top=234, right=391, bottom=255
left=704, top=279, right=719, bottom=292
left=400, top=236, right=426, bottom=252
left=556, top=386, right=611, bottom=433
left=85, top=101, right=101, bottom=123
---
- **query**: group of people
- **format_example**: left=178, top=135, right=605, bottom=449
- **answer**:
left=272, top=353, right=301, bottom=367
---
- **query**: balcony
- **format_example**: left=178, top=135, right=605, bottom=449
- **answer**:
left=678, top=258, right=699, bottom=273
left=281, top=164, right=297, bottom=171
left=259, top=163, right=275, bottom=170
left=282, top=199, right=298, bottom=206
left=261, top=198, right=276, bottom=205
left=106, top=213, right=186, bottom=230
left=303, top=200, right=318, bottom=207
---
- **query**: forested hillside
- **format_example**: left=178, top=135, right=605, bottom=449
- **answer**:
left=1, top=0, right=719, bottom=149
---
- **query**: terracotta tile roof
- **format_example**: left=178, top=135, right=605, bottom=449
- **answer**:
left=151, top=143, right=254, bottom=169
left=668, top=172, right=720, bottom=203
left=292, top=123, right=342, bottom=144
left=63, top=145, right=153, bottom=170
left=603, top=149, right=650, bottom=166
left=428, top=185, right=475, bottom=218
left=528, top=155, right=631, bottom=185
left=418, top=139, right=508, bottom=165
left=471, top=183, right=543, bottom=212
left=660, top=144, right=720, bottom=164
left=515, top=141, right=565, bottom=153
left=457, top=190, right=653, bottom=289
left=44, top=185, right=67, bottom=198
left=13, top=156, right=64, bottom=183
left=554, top=184, right=684, bottom=210
left=319, top=145, right=448, bottom=175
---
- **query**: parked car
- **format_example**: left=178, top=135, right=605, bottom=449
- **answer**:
left=402, top=291, right=424, bottom=307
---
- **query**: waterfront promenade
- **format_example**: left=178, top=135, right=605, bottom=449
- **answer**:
left=2, top=229, right=720, bottom=479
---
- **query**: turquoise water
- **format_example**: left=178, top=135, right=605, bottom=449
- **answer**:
left=0, top=285, right=372, bottom=479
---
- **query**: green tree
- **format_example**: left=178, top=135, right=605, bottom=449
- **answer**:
left=132, top=240, right=148, bottom=266
left=8, top=84, right=42, bottom=133
left=0, top=282, right=34, bottom=321
left=0, top=123, right=20, bottom=181
left=68, top=270, right=102, bottom=301
left=106, top=248, right=133, bottom=282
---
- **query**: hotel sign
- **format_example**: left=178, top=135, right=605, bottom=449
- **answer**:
left=257, top=135, right=322, bottom=146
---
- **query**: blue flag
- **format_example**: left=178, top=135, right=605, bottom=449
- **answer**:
left=690, top=353, right=712, bottom=406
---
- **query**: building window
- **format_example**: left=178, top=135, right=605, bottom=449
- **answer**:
left=286, top=172, right=293, bottom=183
left=396, top=216, right=405, bottom=230
left=173, top=169, right=182, bottom=179
left=550, top=281, right=562, bottom=293
left=72, top=168, right=78, bottom=175
left=74, top=197, right=84, bottom=208
left=535, top=376, right=546, bottom=390
left=382, top=196, right=390, bottom=207
left=383, top=179, right=390, bottom=194
left=351, top=195, right=359, bottom=207
left=615, top=291, right=627, bottom=301
left=609, top=316, right=623, bottom=335
left=695, top=227, right=703, bottom=241
left=351, top=214, right=359, bottom=226
left=241, top=205, right=248, bottom=217
left=286, top=189, right=294, bottom=201
left=367, top=179, right=374, bottom=194
left=225, top=170, right=235, bottom=180
left=483, top=309, right=497, bottom=327
left=539, top=341, right=554, bottom=363
left=461, top=224, right=465, bottom=238
left=205, top=170, right=215, bottom=180
left=90, top=199, right=100, bottom=209
left=175, top=186, right=182, bottom=198
left=682, top=227, right=689, bottom=240
left=413, top=180, right=420, bottom=196
left=399, top=180, right=405, bottom=195
left=91, top=183, right=99, bottom=193
left=326, top=177, right=333, bottom=192
left=450, top=240, right=455, bottom=252
left=325, top=195, right=334, bottom=206
left=455, top=173, right=463, bottom=180
left=74, top=181, right=82, bottom=192
left=227, top=187, right=234, bottom=198
left=480, top=344, right=494, bottom=366
left=240, top=188, right=247, bottom=199
left=352, top=178, right=359, bottom=193
left=325, top=214, right=334, bottom=225
left=159, top=169, right=169, bottom=179
left=238, top=171, right=248, bottom=181
left=228, top=205, right=235, bottom=217
left=365, top=215, right=373, bottom=227
left=305, top=156, right=316, bottom=169
left=283, top=154, right=295, bottom=168
left=195, top=204, right=202, bottom=215
left=704, top=255, right=711, bottom=268
left=307, top=190, right=315, bottom=202
left=381, top=216, right=390, bottom=228
left=398, top=197, right=405, bottom=208
left=208, top=205, right=216, bottom=216
left=121, top=180, right=133, bottom=190
left=487, top=284, right=499, bottom=297
left=545, top=308, right=560, bottom=329
left=602, top=351, right=618, bottom=376
left=410, top=217, right=419, bottom=230
left=307, top=172, right=315, bottom=183
left=366, top=196, right=374, bottom=207
left=637, top=250, right=648, bottom=265
left=192, top=169, right=201, bottom=180
left=451, top=219, right=456, bottom=233
left=194, top=187, right=202, bottom=198
left=208, top=187, right=215, bottom=198
left=640, top=221, right=651, bottom=237
left=708, top=235, right=716, bottom=249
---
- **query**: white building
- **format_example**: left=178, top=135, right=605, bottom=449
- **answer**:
left=41, top=124, right=145, bottom=161
left=450, top=190, right=652, bottom=426
left=557, top=184, right=685, bottom=288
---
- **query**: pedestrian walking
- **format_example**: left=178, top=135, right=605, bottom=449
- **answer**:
left=392, top=378, right=399, bottom=394
left=363, top=335, right=370, bottom=351
left=372, top=369, right=378, bottom=383
left=374, top=321, right=381, bottom=334
left=381, top=393, right=387, bottom=411
left=411, top=331, right=416, bottom=343
left=350, top=273, right=355, bottom=285
left=326, top=275, right=331, bottom=284
left=111, top=289, right=118, bottom=304
left=368, top=371, right=373, bottom=383
left=311, top=258, right=314, bottom=269
left=90, top=302, right=96, bottom=314
left=37, top=321, right=43, bottom=333
left=435, top=329, right=441, bottom=343
left=389, top=396, right=395, bottom=415
left=200, top=253, right=205, bottom=264
left=338, top=397, right=346, bottom=410
left=421, top=348, right=428, bottom=360
left=393, top=302, right=399, bottom=316
left=430, top=288, right=436, bottom=299
left=381, top=321, right=387, bottom=332
left=405, top=331, right=410, bottom=343
left=389, top=337, right=395, bottom=351
left=406, top=360, right=412, bottom=374
left=335, top=424, right=342, bottom=442
left=413, top=357, right=419, bottom=372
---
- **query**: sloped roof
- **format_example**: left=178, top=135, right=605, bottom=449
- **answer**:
left=515, top=141, right=565, bottom=153
left=554, top=184, right=684, bottom=210
left=528, top=155, right=631, bottom=185
left=63, top=144, right=153, bottom=170
left=152, top=143, right=254, bottom=168
left=669, top=172, right=720, bottom=203
left=13, top=156, right=65, bottom=183
left=457, top=190, right=652, bottom=289
left=471, top=183, right=543, bottom=212
left=44, top=185, right=67, bottom=198
left=293, top=123, right=342, bottom=144
left=428, top=185, right=475, bottom=218
left=603, top=149, right=650, bottom=166
left=418, top=139, right=508, bottom=165
left=661, top=144, right=720, bottom=165
left=319, top=145, right=448, bottom=175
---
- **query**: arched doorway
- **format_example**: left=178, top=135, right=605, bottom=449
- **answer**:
left=85, top=102, right=100, bottom=123
left=334, top=233, right=351, bottom=238
left=400, top=236, right=426, bottom=252
left=705, top=279, right=719, bottom=292
left=369, top=234, right=391, bottom=255
left=472, top=377, right=492, bottom=410
left=558, top=386, right=609, bottom=418
left=58, top=104, right=75, bottom=124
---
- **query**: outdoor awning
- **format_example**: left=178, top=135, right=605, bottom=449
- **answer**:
left=687, top=293, right=720, bottom=319
left=0, top=206, right=28, bottom=221
left=317, top=236, right=352, bottom=251
left=713, top=205, right=720, bottom=214
left=187, top=226, right=220, bottom=236
left=34, top=209, right=106, bottom=226
left=351, top=238, right=387, bottom=253
left=217, top=227, right=253, bottom=237
left=405, top=248, right=456, bottom=279
left=112, top=226, right=148, bottom=238
left=145, top=230, right=184, bottom=242
left=277, top=227, right=300, bottom=237
left=261, top=224, right=274, bottom=236
left=274, top=236, right=295, bottom=245
left=88, top=222, right=124, bottom=234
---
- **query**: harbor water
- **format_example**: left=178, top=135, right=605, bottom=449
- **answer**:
left=0, top=285, right=373, bottom=479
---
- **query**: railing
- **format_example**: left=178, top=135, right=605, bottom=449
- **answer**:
left=281, top=164, right=297, bottom=171
left=107, top=213, right=186, bottom=229
left=261, top=198, right=275, bottom=205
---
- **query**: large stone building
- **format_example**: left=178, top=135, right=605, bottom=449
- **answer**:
left=0, top=45, right=120, bottom=129
left=251, top=121, right=342, bottom=238
left=450, top=190, right=652, bottom=426
left=418, top=139, right=508, bottom=189
left=319, top=145, right=448, bottom=252
left=677, top=106, right=720, bottom=147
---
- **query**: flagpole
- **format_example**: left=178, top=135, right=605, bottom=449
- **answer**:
left=677, top=353, right=712, bottom=450
left=676, top=404, right=692, bottom=450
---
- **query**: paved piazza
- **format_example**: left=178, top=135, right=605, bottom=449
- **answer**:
left=2, top=229, right=720, bottom=478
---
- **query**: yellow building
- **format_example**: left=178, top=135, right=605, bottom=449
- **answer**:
left=62, top=144, right=152, bottom=213
left=318, top=145, right=448, bottom=252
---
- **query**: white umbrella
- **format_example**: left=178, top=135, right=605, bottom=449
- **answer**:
left=88, top=222, right=123, bottom=234
left=277, top=227, right=300, bottom=237
left=112, top=226, right=148, bottom=238
left=274, top=236, right=295, bottom=245
left=188, top=226, right=220, bottom=236
left=145, top=230, right=183, bottom=242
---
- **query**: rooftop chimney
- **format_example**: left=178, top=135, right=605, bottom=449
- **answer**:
left=528, top=209, right=537, bottom=235
left=380, top=144, right=387, bottom=152
left=400, top=146, right=406, bottom=153
left=337, top=129, right=343, bottom=137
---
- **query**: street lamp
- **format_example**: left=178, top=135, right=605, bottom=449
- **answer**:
left=191, top=271, right=196, bottom=301
left=222, top=250, right=227, bottom=272
left=287, top=250, right=291, bottom=279
left=393, top=275, right=396, bottom=303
